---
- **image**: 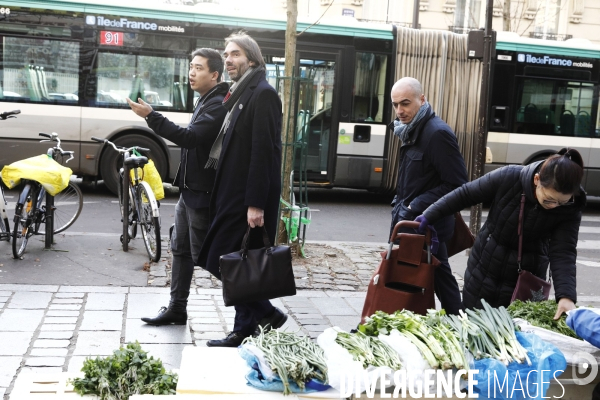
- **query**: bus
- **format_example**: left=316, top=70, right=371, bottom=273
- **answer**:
left=487, top=31, right=600, bottom=196
left=0, top=0, right=396, bottom=195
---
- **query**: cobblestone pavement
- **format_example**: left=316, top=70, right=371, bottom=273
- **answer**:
left=148, top=241, right=466, bottom=292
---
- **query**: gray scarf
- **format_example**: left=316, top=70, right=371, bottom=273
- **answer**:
left=393, top=101, right=431, bottom=143
left=205, top=67, right=264, bottom=169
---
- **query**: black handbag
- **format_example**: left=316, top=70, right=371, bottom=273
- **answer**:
left=219, top=226, right=296, bottom=307
left=510, top=193, right=551, bottom=303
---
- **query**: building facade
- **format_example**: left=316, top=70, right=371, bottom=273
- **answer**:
left=265, top=0, right=599, bottom=44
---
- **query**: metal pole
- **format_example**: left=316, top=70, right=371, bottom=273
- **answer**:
left=469, top=0, right=494, bottom=236
left=412, top=0, right=420, bottom=29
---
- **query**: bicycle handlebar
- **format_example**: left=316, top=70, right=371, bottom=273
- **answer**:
left=0, top=110, right=20, bottom=120
left=91, top=136, right=150, bottom=154
left=39, top=132, right=74, bottom=163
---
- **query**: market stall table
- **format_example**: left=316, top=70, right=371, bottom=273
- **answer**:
left=176, top=346, right=342, bottom=399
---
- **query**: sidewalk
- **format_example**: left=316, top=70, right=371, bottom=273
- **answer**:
left=0, top=241, right=470, bottom=399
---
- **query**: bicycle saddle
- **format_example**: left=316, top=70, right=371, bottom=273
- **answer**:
left=124, top=155, right=148, bottom=167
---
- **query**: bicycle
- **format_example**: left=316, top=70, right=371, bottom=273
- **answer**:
left=0, top=110, right=21, bottom=241
left=92, top=137, right=161, bottom=262
left=11, top=132, right=83, bottom=258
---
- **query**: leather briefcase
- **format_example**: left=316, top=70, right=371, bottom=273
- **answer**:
left=446, top=212, right=475, bottom=257
left=219, top=226, right=296, bottom=307
left=361, top=221, right=440, bottom=323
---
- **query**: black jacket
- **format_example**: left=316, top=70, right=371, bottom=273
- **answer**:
left=390, top=108, right=468, bottom=242
left=197, top=71, right=282, bottom=278
left=423, top=162, right=585, bottom=308
left=145, top=82, right=228, bottom=192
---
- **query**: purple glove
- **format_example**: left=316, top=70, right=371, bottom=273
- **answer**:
left=414, top=215, right=439, bottom=254
left=415, top=215, right=429, bottom=234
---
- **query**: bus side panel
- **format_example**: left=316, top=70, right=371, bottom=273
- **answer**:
left=0, top=102, right=81, bottom=172
left=334, top=156, right=383, bottom=189
left=334, top=122, right=385, bottom=188
left=588, top=141, right=600, bottom=196
left=80, top=108, right=188, bottom=180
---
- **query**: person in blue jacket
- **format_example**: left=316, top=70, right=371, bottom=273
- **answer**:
left=389, top=77, right=468, bottom=315
left=566, top=309, right=600, bottom=400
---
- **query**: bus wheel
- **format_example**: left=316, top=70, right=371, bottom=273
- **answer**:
left=100, top=134, right=167, bottom=196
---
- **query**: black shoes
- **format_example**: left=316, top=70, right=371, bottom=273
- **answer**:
left=206, top=308, right=288, bottom=347
left=206, top=331, right=250, bottom=347
left=141, top=306, right=187, bottom=326
left=258, top=307, right=288, bottom=332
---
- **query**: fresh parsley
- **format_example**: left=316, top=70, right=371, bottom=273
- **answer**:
left=507, top=300, right=580, bottom=339
left=69, top=342, right=178, bottom=399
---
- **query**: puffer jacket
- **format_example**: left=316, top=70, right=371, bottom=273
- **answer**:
left=422, top=161, right=585, bottom=309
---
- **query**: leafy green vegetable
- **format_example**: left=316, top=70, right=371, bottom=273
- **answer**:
left=359, top=309, right=467, bottom=370
left=69, top=341, right=178, bottom=400
left=335, top=330, right=402, bottom=370
left=507, top=300, right=580, bottom=339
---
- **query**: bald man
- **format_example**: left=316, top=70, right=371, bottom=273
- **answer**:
left=389, top=77, right=468, bottom=315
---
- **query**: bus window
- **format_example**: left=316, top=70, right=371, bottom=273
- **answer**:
left=94, top=52, right=188, bottom=110
left=515, top=79, right=594, bottom=137
left=1, top=37, right=79, bottom=104
left=352, top=52, right=387, bottom=123
left=596, top=99, right=600, bottom=138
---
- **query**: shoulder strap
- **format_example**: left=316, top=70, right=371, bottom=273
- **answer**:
left=517, top=193, right=526, bottom=272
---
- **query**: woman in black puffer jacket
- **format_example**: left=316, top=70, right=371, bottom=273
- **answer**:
left=417, top=148, right=585, bottom=318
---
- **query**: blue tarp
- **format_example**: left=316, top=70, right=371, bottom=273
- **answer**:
left=239, top=345, right=330, bottom=394
left=472, top=331, right=567, bottom=399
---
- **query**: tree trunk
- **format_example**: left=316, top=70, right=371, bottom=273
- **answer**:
left=503, top=0, right=511, bottom=31
left=278, top=0, right=298, bottom=245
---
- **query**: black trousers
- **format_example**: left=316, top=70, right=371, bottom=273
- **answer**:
left=233, top=300, right=274, bottom=335
left=433, top=241, right=463, bottom=315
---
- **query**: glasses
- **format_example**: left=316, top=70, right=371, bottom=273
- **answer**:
left=539, top=186, right=574, bottom=207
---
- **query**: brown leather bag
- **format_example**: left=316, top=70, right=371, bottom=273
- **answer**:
left=510, top=193, right=551, bottom=303
left=446, top=212, right=475, bottom=257
left=361, top=221, right=440, bottom=323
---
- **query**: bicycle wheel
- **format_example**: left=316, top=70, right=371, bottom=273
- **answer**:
left=128, top=185, right=138, bottom=239
left=12, top=188, right=35, bottom=258
left=118, top=169, right=137, bottom=238
left=120, top=168, right=130, bottom=251
left=0, top=216, right=8, bottom=236
left=137, top=183, right=161, bottom=262
left=0, top=185, right=9, bottom=237
left=52, top=182, right=83, bottom=233
left=37, top=182, right=83, bottom=234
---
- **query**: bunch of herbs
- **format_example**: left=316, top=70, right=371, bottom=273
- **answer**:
left=69, top=341, right=178, bottom=400
left=507, top=300, right=580, bottom=339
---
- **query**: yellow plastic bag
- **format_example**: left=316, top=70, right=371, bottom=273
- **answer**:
left=1, top=154, right=72, bottom=196
left=130, top=159, right=164, bottom=200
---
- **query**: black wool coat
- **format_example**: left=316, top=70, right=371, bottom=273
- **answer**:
left=197, top=71, right=282, bottom=279
left=390, top=108, right=468, bottom=242
left=145, top=82, right=228, bottom=192
left=423, top=161, right=585, bottom=309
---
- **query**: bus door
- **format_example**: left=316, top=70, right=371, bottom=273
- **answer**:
left=334, top=51, right=389, bottom=190
left=293, top=54, right=337, bottom=185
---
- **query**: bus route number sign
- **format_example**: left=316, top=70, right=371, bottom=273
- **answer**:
left=100, top=31, right=123, bottom=46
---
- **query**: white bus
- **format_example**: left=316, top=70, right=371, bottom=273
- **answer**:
left=487, top=32, right=600, bottom=196
left=0, top=0, right=396, bottom=194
